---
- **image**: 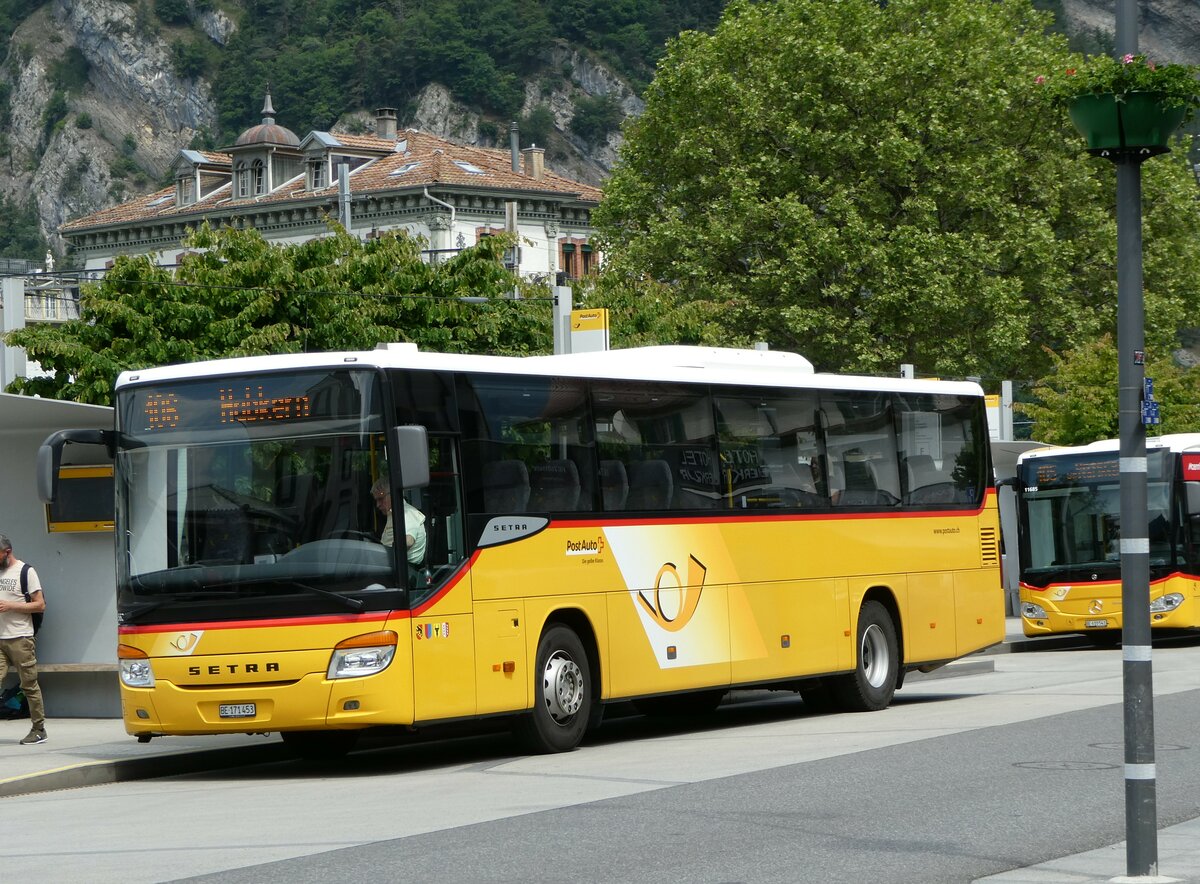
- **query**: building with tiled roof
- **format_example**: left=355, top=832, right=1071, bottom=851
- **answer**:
left=61, top=97, right=602, bottom=279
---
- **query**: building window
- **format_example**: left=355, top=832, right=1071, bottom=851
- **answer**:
left=176, top=174, right=195, bottom=206
left=308, top=159, right=326, bottom=190
left=558, top=237, right=596, bottom=279
left=235, top=162, right=250, bottom=198
left=252, top=159, right=265, bottom=195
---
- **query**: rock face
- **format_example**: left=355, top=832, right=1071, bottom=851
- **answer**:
left=1060, top=0, right=1200, bottom=62
left=2, top=0, right=217, bottom=253
left=0, top=0, right=1196, bottom=255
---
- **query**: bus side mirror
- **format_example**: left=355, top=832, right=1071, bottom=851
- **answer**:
left=1186, top=482, right=1200, bottom=519
left=995, top=476, right=1018, bottom=490
left=37, top=428, right=109, bottom=503
left=392, top=425, right=430, bottom=489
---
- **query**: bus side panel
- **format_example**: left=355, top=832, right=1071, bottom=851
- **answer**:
left=412, top=576, right=476, bottom=722
left=602, top=523, right=734, bottom=698
left=605, top=583, right=731, bottom=698
left=902, top=572, right=958, bottom=664
left=728, top=577, right=840, bottom=684
left=474, top=599, right=528, bottom=714
left=954, top=567, right=1005, bottom=656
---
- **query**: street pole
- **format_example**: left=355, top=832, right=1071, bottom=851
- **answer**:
left=1114, top=1, right=1157, bottom=877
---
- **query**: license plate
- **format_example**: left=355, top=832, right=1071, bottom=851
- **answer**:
left=1085, top=619, right=1109, bottom=628
left=219, top=703, right=256, bottom=719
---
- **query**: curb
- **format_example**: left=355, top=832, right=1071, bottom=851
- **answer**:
left=0, top=742, right=288, bottom=799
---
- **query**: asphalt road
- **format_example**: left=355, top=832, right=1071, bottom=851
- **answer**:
left=10, top=641, right=1200, bottom=884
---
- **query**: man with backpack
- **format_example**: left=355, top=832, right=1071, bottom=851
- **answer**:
left=0, top=533, right=46, bottom=744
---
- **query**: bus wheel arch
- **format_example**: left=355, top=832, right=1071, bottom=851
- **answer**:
left=516, top=612, right=601, bottom=753
left=833, top=591, right=901, bottom=712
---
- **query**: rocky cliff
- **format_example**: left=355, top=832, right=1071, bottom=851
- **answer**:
left=0, top=0, right=642, bottom=257
left=0, top=0, right=1195, bottom=259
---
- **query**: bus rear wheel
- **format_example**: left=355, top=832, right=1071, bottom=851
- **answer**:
left=281, top=729, right=360, bottom=760
left=832, top=600, right=898, bottom=712
left=516, top=625, right=591, bottom=753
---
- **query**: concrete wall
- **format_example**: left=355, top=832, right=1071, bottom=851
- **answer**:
left=0, top=394, right=119, bottom=718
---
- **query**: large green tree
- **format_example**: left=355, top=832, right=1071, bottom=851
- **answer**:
left=593, top=0, right=1200, bottom=383
left=1017, top=335, right=1200, bottom=445
left=4, top=224, right=549, bottom=405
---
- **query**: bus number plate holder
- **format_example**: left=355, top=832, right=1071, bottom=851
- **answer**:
left=1085, top=619, right=1109, bottom=628
left=219, top=703, right=256, bottom=719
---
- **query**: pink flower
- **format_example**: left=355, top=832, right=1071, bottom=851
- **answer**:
left=1122, top=53, right=1135, bottom=64
left=1148, top=60, right=1157, bottom=70
left=1035, top=75, right=1045, bottom=84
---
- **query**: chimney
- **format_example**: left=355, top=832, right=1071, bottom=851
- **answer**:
left=522, top=146, right=545, bottom=181
left=375, top=107, right=398, bottom=140
left=510, top=121, right=520, bottom=172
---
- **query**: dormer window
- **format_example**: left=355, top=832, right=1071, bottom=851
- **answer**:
left=252, top=159, right=265, bottom=195
left=176, top=174, right=196, bottom=206
left=308, top=158, right=327, bottom=190
left=236, top=161, right=250, bottom=198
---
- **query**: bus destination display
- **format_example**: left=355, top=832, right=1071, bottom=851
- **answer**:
left=1029, top=456, right=1119, bottom=489
left=124, top=370, right=366, bottom=434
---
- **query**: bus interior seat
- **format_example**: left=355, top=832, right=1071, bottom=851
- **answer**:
left=903, top=455, right=959, bottom=505
left=626, top=459, right=673, bottom=510
left=529, top=459, right=582, bottom=512
left=483, top=459, right=530, bottom=513
left=600, top=459, right=629, bottom=511
left=836, top=459, right=892, bottom=506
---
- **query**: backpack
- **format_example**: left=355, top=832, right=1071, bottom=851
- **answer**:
left=19, top=563, right=42, bottom=635
left=0, top=684, right=28, bottom=719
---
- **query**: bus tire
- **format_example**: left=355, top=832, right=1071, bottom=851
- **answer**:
left=832, top=600, right=898, bottom=712
left=516, top=625, right=591, bottom=753
left=281, top=729, right=360, bottom=760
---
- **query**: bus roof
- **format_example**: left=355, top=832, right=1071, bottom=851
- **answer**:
left=1016, top=433, right=1200, bottom=463
left=115, top=344, right=985, bottom=397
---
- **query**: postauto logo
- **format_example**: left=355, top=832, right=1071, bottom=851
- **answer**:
left=565, top=535, right=605, bottom=556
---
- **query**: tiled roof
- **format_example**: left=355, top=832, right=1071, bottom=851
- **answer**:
left=61, top=128, right=602, bottom=235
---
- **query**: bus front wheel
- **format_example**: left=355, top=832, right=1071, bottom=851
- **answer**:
left=832, top=600, right=898, bottom=712
left=516, top=625, right=591, bottom=753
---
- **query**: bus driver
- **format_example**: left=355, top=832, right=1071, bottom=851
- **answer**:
left=370, top=477, right=427, bottom=566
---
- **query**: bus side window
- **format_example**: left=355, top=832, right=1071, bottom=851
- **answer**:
left=599, top=460, right=629, bottom=511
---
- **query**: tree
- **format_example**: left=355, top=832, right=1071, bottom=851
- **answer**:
left=592, top=0, right=1200, bottom=381
left=1017, top=335, right=1200, bottom=445
left=4, top=224, right=550, bottom=406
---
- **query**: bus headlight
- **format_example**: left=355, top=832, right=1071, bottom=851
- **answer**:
left=328, top=630, right=398, bottom=679
left=1021, top=602, right=1047, bottom=620
left=118, top=644, right=155, bottom=688
left=1149, top=593, right=1185, bottom=613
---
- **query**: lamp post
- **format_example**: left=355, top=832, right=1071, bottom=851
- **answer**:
left=1112, top=0, right=1157, bottom=877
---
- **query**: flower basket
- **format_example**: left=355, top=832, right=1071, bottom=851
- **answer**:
left=1067, top=92, right=1186, bottom=157
left=1037, top=54, right=1199, bottom=161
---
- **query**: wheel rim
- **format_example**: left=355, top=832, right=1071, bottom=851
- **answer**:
left=860, top=623, right=890, bottom=689
left=541, top=650, right=585, bottom=724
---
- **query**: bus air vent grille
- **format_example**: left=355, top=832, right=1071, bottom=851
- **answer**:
left=979, top=527, right=999, bottom=566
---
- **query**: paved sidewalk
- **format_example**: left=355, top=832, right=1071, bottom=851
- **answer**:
left=1, top=620, right=1197, bottom=883
left=0, top=717, right=285, bottom=798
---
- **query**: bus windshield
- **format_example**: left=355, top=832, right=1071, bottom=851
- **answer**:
left=1018, top=449, right=1174, bottom=586
left=114, top=369, right=402, bottom=624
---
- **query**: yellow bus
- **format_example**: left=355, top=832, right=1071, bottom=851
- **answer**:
left=39, top=344, right=1003, bottom=756
left=1014, top=434, right=1200, bottom=639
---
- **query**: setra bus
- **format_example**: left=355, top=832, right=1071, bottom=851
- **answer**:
left=1013, top=434, right=1200, bottom=639
left=39, top=344, right=1003, bottom=756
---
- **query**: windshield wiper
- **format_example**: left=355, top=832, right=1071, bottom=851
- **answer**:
left=266, top=579, right=366, bottom=612
left=119, top=591, right=243, bottom=624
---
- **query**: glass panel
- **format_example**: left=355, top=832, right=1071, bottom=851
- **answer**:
left=114, top=370, right=401, bottom=624
left=592, top=380, right=717, bottom=511
left=714, top=387, right=826, bottom=509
